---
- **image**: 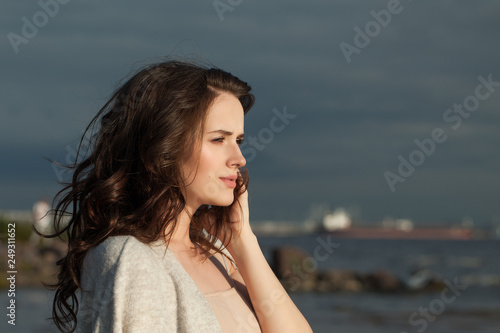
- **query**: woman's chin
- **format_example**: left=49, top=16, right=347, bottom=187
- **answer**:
left=208, top=195, right=234, bottom=207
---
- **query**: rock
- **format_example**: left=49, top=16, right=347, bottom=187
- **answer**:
left=269, top=246, right=445, bottom=294
left=359, top=269, right=405, bottom=293
left=271, top=247, right=317, bottom=292
left=315, top=269, right=363, bottom=292
left=343, top=278, right=364, bottom=292
left=0, top=240, right=65, bottom=288
left=407, top=269, right=445, bottom=292
left=424, top=277, right=446, bottom=291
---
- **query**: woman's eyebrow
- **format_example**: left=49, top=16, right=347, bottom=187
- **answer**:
left=207, top=129, right=244, bottom=137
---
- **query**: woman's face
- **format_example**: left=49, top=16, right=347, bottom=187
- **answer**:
left=182, top=92, right=246, bottom=209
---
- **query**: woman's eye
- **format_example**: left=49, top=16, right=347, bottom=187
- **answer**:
left=212, top=137, right=224, bottom=143
left=236, top=138, right=244, bottom=145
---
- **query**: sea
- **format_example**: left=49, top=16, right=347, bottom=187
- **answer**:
left=2, top=234, right=499, bottom=333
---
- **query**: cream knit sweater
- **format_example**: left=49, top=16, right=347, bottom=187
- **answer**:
left=76, top=235, right=223, bottom=332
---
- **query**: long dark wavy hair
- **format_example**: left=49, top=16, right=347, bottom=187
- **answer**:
left=47, top=60, right=254, bottom=332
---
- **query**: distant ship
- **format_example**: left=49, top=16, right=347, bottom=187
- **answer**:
left=326, top=227, right=474, bottom=240
left=321, top=210, right=473, bottom=240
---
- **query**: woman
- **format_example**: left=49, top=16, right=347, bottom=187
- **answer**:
left=49, top=60, right=312, bottom=333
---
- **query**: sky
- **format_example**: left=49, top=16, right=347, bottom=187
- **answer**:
left=1, top=0, right=499, bottom=226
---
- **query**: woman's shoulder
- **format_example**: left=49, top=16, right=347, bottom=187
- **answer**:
left=88, top=235, right=150, bottom=258
left=84, top=235, right=168, bottom=276
left=93, top=235, right=150, bottom=251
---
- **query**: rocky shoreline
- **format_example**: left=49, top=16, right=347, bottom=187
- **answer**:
left=0, top=240, right=66, bottom=289
left=271, top=247, right=447, bottom=293
left=0, top=242, right=457, bottom=294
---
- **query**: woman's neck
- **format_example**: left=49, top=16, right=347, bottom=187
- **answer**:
left=166, top=204, right=198, bottom=252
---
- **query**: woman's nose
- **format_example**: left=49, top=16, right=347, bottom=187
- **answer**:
left=230, top=144, right=246, bottom=168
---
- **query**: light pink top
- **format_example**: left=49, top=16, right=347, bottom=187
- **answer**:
left=204, top=255, right=262, bottom=333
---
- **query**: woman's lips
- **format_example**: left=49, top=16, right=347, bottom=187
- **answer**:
left=219, top=176, right=237, bottom=188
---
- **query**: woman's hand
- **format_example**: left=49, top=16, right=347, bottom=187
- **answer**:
left=229, top=188, right=249, bottom=231
left=226, top=184, right=256, bottom=256
left=224, top=187, right=313, bottom=333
